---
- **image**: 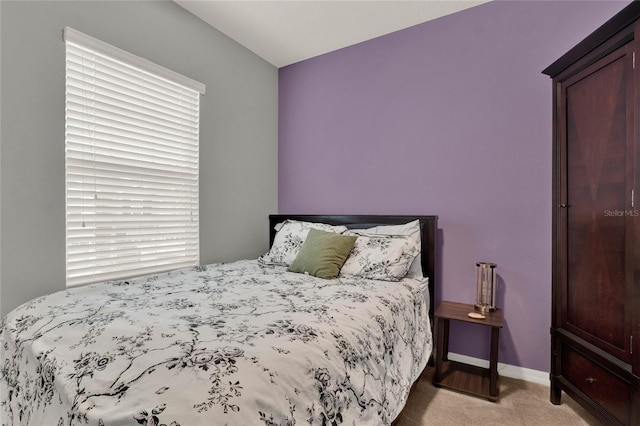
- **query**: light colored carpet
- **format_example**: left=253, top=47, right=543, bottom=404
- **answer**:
left=395, top=367, right=603, bottom=426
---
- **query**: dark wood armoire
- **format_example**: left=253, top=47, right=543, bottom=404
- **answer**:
left=543, top=2, right=640, bottom=425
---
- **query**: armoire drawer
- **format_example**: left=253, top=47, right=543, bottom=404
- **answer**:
left=562, top=346, right=631, bottom=424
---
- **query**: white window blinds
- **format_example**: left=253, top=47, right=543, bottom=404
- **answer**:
left=64, top=27, right=205, bottom=287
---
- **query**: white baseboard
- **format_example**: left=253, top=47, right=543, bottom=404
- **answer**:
left=447, top=352, right=550, bottom=386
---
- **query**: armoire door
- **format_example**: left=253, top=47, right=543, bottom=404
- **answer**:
left=559, top=41, right=635, bottom=364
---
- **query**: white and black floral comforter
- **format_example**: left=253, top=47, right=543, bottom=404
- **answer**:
left=1, top=260, right=431, bottom=426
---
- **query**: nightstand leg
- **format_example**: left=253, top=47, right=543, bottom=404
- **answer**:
left=434, top=317, right=445, bottom=383
left=489, top=326, right=499, bottom=397
left=442, top=318, right=450, bottom=361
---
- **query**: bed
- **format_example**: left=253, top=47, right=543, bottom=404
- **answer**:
left=1, top=214, right=437, bottom=426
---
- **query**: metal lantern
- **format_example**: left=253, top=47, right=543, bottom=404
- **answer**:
left=475, top=262, right=497, bottom=313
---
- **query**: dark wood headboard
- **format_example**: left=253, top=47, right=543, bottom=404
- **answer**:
left=268, top=214, right=438, bottom=337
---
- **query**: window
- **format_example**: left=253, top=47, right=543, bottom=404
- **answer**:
left=64, top=27, right=206, bottom=287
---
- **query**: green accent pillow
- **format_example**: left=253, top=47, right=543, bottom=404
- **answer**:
left=288, top=229, right=357, bottom=279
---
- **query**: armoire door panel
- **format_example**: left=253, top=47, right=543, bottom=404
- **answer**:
left=563, top=46, right=632, bottom=362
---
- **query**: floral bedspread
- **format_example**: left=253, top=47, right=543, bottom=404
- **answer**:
left=1, top=260, right=431, bottom=426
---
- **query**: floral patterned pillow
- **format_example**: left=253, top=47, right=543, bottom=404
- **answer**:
left=259, top=220, right=348, bottom=266
left=339, top=232, right=420, bottom=281
left=351, top=220, right=422, bottom=278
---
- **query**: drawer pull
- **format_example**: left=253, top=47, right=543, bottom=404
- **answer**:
left=586, top=377, right=596, bottom=384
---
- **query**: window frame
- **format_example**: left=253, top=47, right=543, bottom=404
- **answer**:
left=64, top=27, right=205, bottom=287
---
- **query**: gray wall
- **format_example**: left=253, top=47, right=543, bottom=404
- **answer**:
left=0, top=1, right=278, bottom=316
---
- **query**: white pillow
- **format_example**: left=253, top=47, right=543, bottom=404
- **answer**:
left=340, top=232, right=420, bottom=281
left=259, top=220, right=348, bottom=266
left=349, top=219, right=423, bottom=278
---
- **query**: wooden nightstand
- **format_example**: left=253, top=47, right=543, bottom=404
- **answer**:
left=432, top=301, right=504, bottom=401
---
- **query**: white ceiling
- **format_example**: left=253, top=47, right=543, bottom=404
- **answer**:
left=174, top=1, right=489, bottom=68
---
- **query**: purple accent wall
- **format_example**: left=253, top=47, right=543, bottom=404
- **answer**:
left=278, top=1, right=629, bottom=373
